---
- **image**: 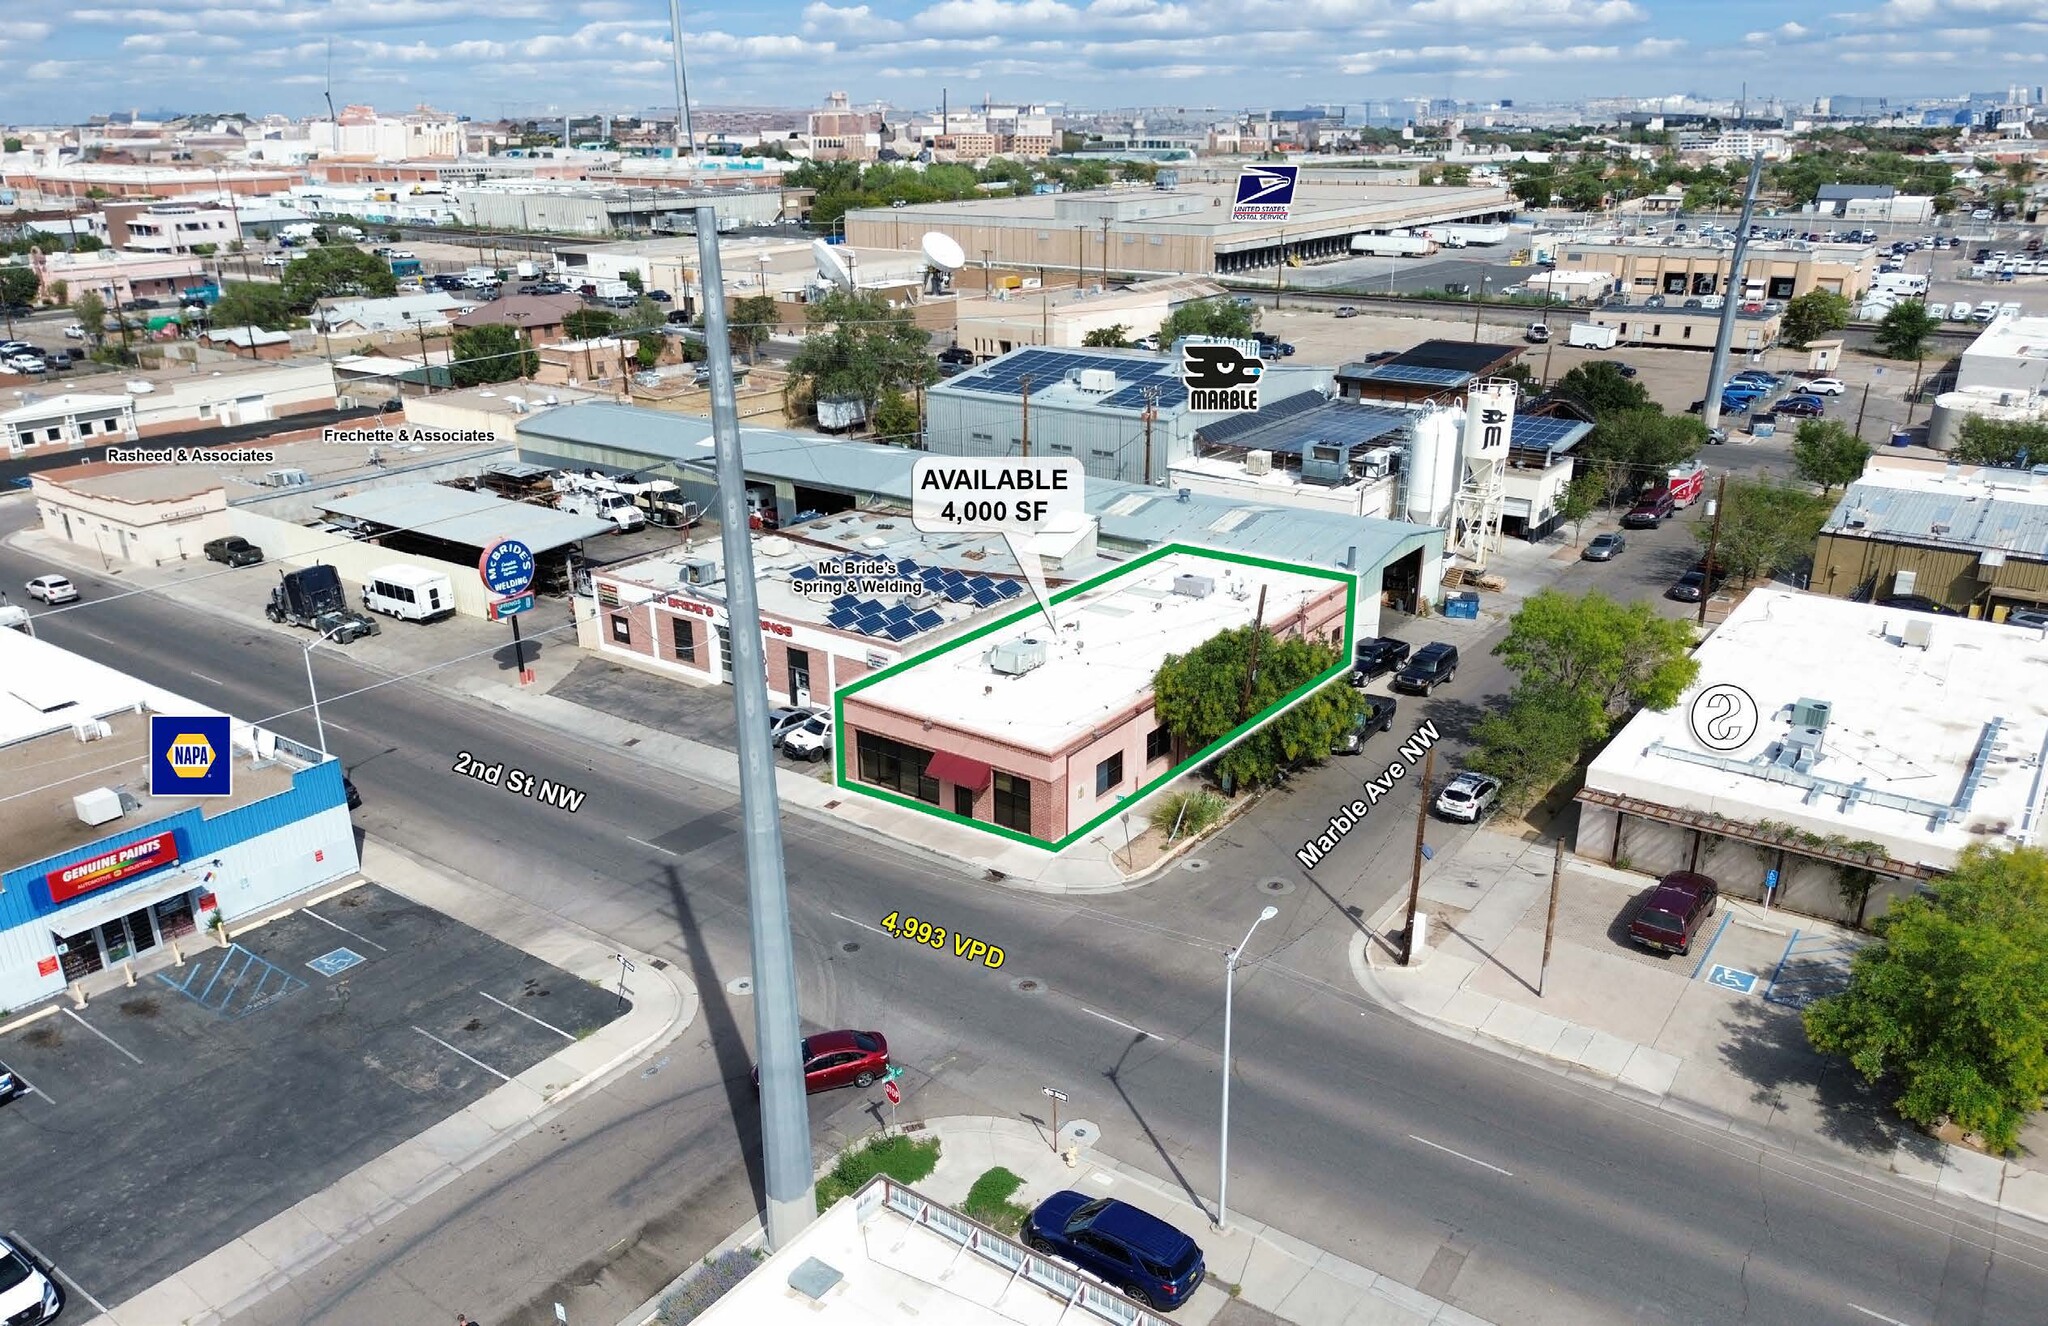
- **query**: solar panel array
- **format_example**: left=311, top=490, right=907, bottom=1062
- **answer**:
left=799, top=557, right=1022, bottom=643
left=1508, top=416, right=1593, bottom=453
left=1352, top=363, right=1471, bottom=387
left=947, top=348, right=1188, bottom=412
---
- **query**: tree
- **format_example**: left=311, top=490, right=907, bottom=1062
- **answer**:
left=563, top=307, right=620, bottom=340
left=621, top=270, right=643, bottom=292
left=1952, top=416, right=2048, bottom=469
left=189, top=242, right=217, bottom=258
left=71, top=291, right=106, bottom=340
left=0, top=267, right=37, bottom=310
left=71, top=234, right=104, bottom=253
left=1554, top=361, right=1653, bottom=417
left=1440, top=164, right=1472, bottom=186
left=1081, top=324, right=1130, bottom=348
left=46, top=279, right=66, bottom=306
left=1804, top=844, right=2048, bottom=1155
left=450, top=324, right=535, bottom=386
left=1791, top=420, right=1871, bottom=495
left=1151, top=627, right=1361, bottom=789
left=1874, top=300, right=1941, bottom=361
left=1511, top=176, right=1554, bottom=209
left=1467, top=685, right=1597, bottom=814
left=1157, top=298, right=1256, bottom=344
left=728, top=293, right=778, bottom=362
left=788, top=288, right=938, bottom=428
left=1780, top=290, right=1851, bottom=348
left=1492, top=589, right=1700, bottom=737
left=2, top=137, right=20, bottom=153
left=872, top=389, right=920, bottom=443
left=1557, top=472, right=1602, bottom=544
left=1583, top=409, right=1704, bottom=487
left=1690, top=475, right=1833, bottom=585
left=282, top=245, right=396, bottom=308
left=633, top=334, right=663, bottom=369
left=211, top=281, right=297, bottom=333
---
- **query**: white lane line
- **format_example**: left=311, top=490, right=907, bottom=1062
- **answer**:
left=1082, top=1008, right=1155, bottom=1039
left=300, top=906, right=389, bottom=953
left=628, top=835, right=680, bottom=857
left=188, top=670, right=225, bottom=686
left=480, top=990, right=575, bottom=1041
left=75, top=629, right=116, bottom=647
left=1408, top=1134, right=1513, bottom=1177
left=322, top=721, right=352, bottom=734
left=5, top=1230, right=106, bottom=1314
left=411, top=1025, right=511, bottom=1082
left=830, top=911, right=893, bottom=937
left=1847, top=1306, right=1917, bottom=1326
left=62, top=1009, right=142, bottom=1065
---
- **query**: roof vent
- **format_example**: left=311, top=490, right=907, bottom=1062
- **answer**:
left=787, top=1257, right=844, bottom=1303
left=1902, top=618, right=1934, bottom=650
left=1176, top=487, right=1191, bottom=503
left=1174, top=573, right=1215, bottom=599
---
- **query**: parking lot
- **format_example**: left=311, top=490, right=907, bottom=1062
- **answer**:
left=0, top=882, right=624, bottom=1309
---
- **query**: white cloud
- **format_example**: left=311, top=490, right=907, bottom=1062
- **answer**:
left=1630, top=36, right=1684, bottom=56
left=802, top=3, right=904, bottom=37
left=914, top=0, right=1082, bottom=36
left=1404, top=0, right=1642, bottom=26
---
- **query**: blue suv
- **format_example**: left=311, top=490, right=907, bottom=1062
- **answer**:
left=1024, top=1192, right=1205, bottom=1311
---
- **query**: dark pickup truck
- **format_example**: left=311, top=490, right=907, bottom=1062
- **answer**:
left=1351, top=636, right=1411, bottom=685
left=204, top=536, right=264, bottom=567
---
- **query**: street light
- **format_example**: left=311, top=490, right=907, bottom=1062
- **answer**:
left=1217, top=903, right=1278, bottom=1233
left=301, top=620, right=354, bottom=756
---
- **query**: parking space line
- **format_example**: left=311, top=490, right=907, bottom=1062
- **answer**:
left=829, top=910, right=892, bottom=937
left=411, top=1026, right=511, bottom=1082
left=1082, top=1008, right=1155, bottom=1039
left=480, top=991, right=575, bottom=1040
left=1763, top=928, right=1803, bottom=1002
left=1687, top=912, right=1732, bottom=981
left=6, top=1230, right=106, bottom=1315
left=63, top=1009, right=142, bottom=1065
left=301, top=906, right=390, bottom=953
left=188, top=670, right=225, bottom=686
left=628, top=835, right=680, bottom=857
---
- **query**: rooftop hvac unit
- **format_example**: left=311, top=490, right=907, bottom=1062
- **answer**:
left=1300, top=439, right=1354, bottom=487
left=1788, top=698, right=1833, bottom=730
left=71, top=718, right=111, bottom=742
left=679, top=558, right=721, bottom=586
left=989, top=637, right=1048, bottom=676
left=1075, top=368, right=1118, bottom=392
left=1173, top=573, right=1215, bottom=599
left=74, top=786, right=123, bottom=827
left=264, top=467, right=310, bottom=488
left=1244, top=449, right=1273, bottom=476
left=1902, top=619, right=1934, bottom=650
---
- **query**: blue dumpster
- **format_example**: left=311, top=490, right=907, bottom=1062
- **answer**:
left=1890, top=430, right=1914, bottom=447
left=1443, top=592, right=1480, bottom=620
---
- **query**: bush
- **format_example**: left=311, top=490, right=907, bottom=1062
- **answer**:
left=1149, top=789, right=1225, bottom=839
left=814, top=1133, right=941, bottom=1212
left=961, top=1166, right=1033, bottom=1234
left=655, top=1248, right=763, bottom=1325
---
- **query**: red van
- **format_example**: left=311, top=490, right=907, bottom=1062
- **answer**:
left=1627, top=872, right=1719, bottom=956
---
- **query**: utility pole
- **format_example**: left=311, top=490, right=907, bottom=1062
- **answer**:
left=1853, top=382, right=1872, bottom=441
left=1100, top=216, right=1111, bottom=288
left=694, top=206, right=814, bottom=1248
left=1698, top=473, right=1727, bottom=627
left=1019, top=375, right=1031, bottom=457
left=1539, top=834, right=1563, bottom=997
left=1701, top=151, right=1766, bottom=437
left=1401, top=748, right=1435, bottom=966
left=667, top=0, right=696, bottom=157
left=1274, top=230, right=1286, bottom=309
left=1234, top=586, right=1268, bottom=726
left=1140, top=385, right=1158, bottom=485
left=1470, top=275, right=1487, bottom=342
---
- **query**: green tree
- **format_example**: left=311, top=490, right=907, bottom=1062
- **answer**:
left=1440, top=164, right=1472, bottom=186
left=1557, top=472, right=1603, bottom=544
left=450, top=323, right=535, bottom=386
left=872, top=389, right=920, bottom=443
left=1467, top=685, right=1597, bottom=814
left=1493, top=588, right=1700, bottom=737
left=1583, top=410, right=1704, bottom=486
left=71, top=291, right=106, bottom=340
left=1559, top=172, right=1608, bottom=211
left=71, top=233, right=105, bottom=253
left=189, top=242, right=217, bottom=258
left=282, top=245, right=396, bottom=308
left=788, top=288, right=938, bottom=428
left=728, top=293, right=779, bottom=362
left=1511, top=175, right=1554, bottom=209
left=1779, top=289, right=1851, bottom=348
left=621, top=270, right=643, bottom=292
left=1081, top=324, right=1130, bottom=348
left=633, top=333, right=663, bottom=369
left=211, top=280, right=298, bottom=332
left=1554, top=361, right=1653, bottom=417
left=45, top=279, right=67, bottom=306
left=1952, top=416, right=2048, bottom=469
left=1804, top=844, right=2048, bottom=1155
left=1151, top=627, right=1360, bottom=790
left=1874, top=300, right=1941, bottom=361
left=1691, top=475, right=1833, bottom=584
left=1157, top=297, right=1257, bottom=344
left=2, top=137, right=20, bottom=152
left=563, top=307, right=620, bottom=340
left=1791, top=420, right=1871, bottom=496
left=0, top=266, right=38, bottom=310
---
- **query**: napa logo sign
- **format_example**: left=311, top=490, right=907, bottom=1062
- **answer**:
left=150, top=714, right=233, bottom=797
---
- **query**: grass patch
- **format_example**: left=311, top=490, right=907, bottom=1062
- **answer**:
left=1149, top=788, right=1226, bottom=840
left=654, top=1248, right=763, bottom=1324
left=961, top=1165, right=1034, bottom=1235
left=815, top=1133, right=942, bottom=1212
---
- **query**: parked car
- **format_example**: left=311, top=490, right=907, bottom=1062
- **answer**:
left=1877, top=594, right=1958, bottom=616
left=1334, top=306, right=1360, bottom=318
left=1391, top=642, right=1459, bottom=694
left=647, top=290, right=673, bottom=303
left=1621, top=491, right=1676, bottom=529
left=780, top=713, right=833, bottom=761
left=1433, top=771, right=1501, bottom=823
left=767, top=705, right=822, bottom=744
left=1667, top=569, right=1711, bottom=602
left=63, top=323, right=87, bottom=339
left=1799, top=377, right=1847, bottom=396
left=1706, top=427, right=1728, bottom=446
left=0, top=1233, right=59, bottom=1322
left=25, top=575, right=77, bottom=604
left=1612, top=362, right=1638, bottom=378
left=750, top=1028, right=890, bottom=1094
left=1775, top=396, right=1826, bottom=418
left=2006, top=609, right=2048, bottom=630
left=1023, top=1193, right=1205, bottom=1312
left=1582, top=532, right=1627, bottom=561
left=1628, top=871, right=1720, bottom=956
left=1334, top=696, right=1398, bottom=755
left=0, top=1060, right=25, bottom=1102
left=204, top=536, right=265, bottom=567
left=1350, top=635, right=1411, bottom=683
left=1525, top=323, right=1550, bottom=343
left=343, top=775, right=363, bottom=810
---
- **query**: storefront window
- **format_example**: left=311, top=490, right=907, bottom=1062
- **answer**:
left=1145, top=725, right=1172, bottom=763
left=1095, top=752, right=1123, bottom=797
left=609, top=613, right=632, bottom=642
left=856, top=731, right=939, bottom=804
left=993, top=772, right=1032, bottom=833
left=672, top=618, right=696, bottom=661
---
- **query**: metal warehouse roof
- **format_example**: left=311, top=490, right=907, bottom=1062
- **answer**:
left=1815, top=184, right=1897, bottom=201
left=1824, top=474, right=2048, bottom=559
left=516, top=402, right=915, bottom=497
left=1087, top=483, right=1428, bottom=570
left=315, top=483, right=614, bottom=551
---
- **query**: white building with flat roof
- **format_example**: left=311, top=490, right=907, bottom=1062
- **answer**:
left=1957, top=312, right=2048, bottom=397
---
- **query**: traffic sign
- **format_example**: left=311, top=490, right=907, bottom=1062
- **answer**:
left=1041, top=1086, right=1067, bottom=1101
left=488, top=593, right=536, bottom=621
left=884, top=1080, right=901, bottom=1105
left=480, top=538, right=536, bottom=597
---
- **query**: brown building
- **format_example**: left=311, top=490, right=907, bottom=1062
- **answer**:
left=1812, top=455, right=2048, bottom=618
left=1334, top=340, right=1524, bottom=406
left=451, top=293, right=586, bottom=346
left=807, top=92, right=881, bottom=162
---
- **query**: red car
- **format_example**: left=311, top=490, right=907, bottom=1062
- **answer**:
left=752, top=1029, right=890, bottom=1094
left=1627, top=871, right=1719, bottom=956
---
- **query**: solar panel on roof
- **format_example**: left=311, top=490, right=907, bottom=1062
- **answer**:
left=1359, top=363, right=1470, bottom=386
left=830, top=594, right=859, bottom=610
left=827, top=607, right=861, bottom=628
left=883, top=620, right=921, bottom=641
left=791, top=565, right=818, bottom=581
left=910, top=609, right=945, bottom=630
left=994, top=581, right=1023, bottom=599
left=884, top=604, right=915, bottom=623
left=970, top=588, right=1001, bottom=607
left=854, top=612, right=888, bottom=634
left=1509, top=416, right=1592, bottom=451
left=896, top=559, right=918, bottom=573
left=856, top=598, right=889, bottom=616
left=966, top=575, right=994, bottom=591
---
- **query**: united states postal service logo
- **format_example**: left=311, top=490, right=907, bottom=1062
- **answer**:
left=1233, top=165, right=1299, bottom=221
left=151, top=714, right=234, bottom=797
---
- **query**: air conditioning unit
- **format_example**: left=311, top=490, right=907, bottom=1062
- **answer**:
left=1075, top=368, right=1118, bottom=392
left=1173, top=574, right=1215, bottom=599
left=1301, top=440, right=1354, bottom=487
left=679, top=558, right=721, bottom=586
left=989, top=637, right=1048, bottom=675
left=1893, top=569, right=1917, bottom=596
left=1244, top=449, right=1273, bottom=476
left=74, top=786, right=123, bottom=827
left=263, top=467, right=311, bottom=488
left=1789, top=698, right=1832, bottom=730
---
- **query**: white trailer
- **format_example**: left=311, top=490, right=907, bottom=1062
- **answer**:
left=361, top=564, right=456, bottom=622
left=515, top=260, right=542, bottom=279
left=1433, top=224, right=1512, bottom=247
left=1349, top=233, right=1439, bottom=258
left=1566, top=322, right=1619, bottom=350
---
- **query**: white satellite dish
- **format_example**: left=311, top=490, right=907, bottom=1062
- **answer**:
left=920, top=231, right=965, bottom=271
left=812, top=238, right=855, bottom=290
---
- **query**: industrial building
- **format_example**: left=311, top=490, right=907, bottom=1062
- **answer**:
left=1927, top=312, right=2048, bottom=450
left=1333, top=340, right=1525, bottom=406
left=1576, top=589, right=2048, bottom=925
left=447, top=182, right=784, bottom=236
left=1576, top=304, right=1786, bottom=353
left=0, top=628, right=358, bottom=1012
left=844, top=179, right=1514, bottom=279
left=1812, top=454, right=2048, bottom=617
left=952, top=277, right=1226, bottom=356
left=1538, top=235, right=1878, bottom=303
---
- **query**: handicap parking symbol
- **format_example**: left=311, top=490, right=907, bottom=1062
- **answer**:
left=1707, top=964, right=1758, bottom=994
left=307, top=947, right=365, bottom=977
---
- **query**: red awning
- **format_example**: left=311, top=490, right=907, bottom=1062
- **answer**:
left=925, top=750, right=993, bottom=792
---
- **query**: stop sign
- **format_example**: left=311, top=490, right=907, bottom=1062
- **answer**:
left=884, top=1080, right=902, bottom=1105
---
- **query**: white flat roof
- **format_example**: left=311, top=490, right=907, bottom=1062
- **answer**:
left=1962, top=313, right=2048, bottom=364
left=1586, top=590, right=2048, bottom=870
left=855, top=551, right=1340, bottom=751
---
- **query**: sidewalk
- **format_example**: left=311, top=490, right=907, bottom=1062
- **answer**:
left=621, top=1116, right=1493, bottom=1326
left=76, top=839, right=700, bottom=1326
left=1347, top=826, right=2048, bottom=1229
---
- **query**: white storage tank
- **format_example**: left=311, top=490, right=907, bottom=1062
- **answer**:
left=1403, top=408, right=1462, bottom=526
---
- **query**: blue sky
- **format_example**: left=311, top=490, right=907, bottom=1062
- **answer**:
left=2, top=0, right=2044, bottom=125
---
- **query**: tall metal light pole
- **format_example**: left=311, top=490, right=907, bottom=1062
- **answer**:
left=1217, top=904, right=1278, bottom=1233
left=1701, top=152, right=1766, bottom=438
left=668, top=0, right=696, bottom=158
left=301, top=620, right=353, bottom=756
left=695, top=206, right=815, bottom=1246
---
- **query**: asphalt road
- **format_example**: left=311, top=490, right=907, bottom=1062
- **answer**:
left=6, top=502, right=2048, bottom=1326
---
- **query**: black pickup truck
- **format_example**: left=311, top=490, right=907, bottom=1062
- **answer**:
left=1351, top=636, right=1411, bottom=685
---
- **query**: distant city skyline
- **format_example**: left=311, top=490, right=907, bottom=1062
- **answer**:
left=1, top=0, right=2044, bottom=127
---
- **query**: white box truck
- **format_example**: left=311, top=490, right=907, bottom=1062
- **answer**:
left=1349, top=233, right=1439, bottom=257
left=560, top=488, right=647, bottom=532
left=516, top=260, right=542, bottom=279
left=362, top=564, right=456, bottom=622
left=1567, top=322, right=1619, bottom=349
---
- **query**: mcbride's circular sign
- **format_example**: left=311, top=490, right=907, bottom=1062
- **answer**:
left=479, top=538, right=536, bottom=597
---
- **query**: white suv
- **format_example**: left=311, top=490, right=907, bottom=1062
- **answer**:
left=780, top=713, right=834, bottom=762
left=0, top=1234, right=61, bottom=1324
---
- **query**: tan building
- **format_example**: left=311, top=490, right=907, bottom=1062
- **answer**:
left=1812, top=454, right=2048, bottom=617
left=1546, top=238, right=1877, bottom=303
left=953, top=276, right=1225, bottom=356
left=807, top=92, right=882, bottom=162
left=30, top=462, right=231, bottom=566
left=1, top=392, right=139, bottom=457
left=102, top=201, right=241, bottom=254
left=1578, top=306, right=1785, bottom=352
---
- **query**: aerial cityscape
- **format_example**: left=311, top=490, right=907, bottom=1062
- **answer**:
left=2, top=3, right=2048, bottom=1325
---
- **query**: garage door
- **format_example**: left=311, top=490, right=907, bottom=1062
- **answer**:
left=236, top=395, right=270, bottom=423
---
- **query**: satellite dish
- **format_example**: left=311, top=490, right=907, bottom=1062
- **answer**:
left=812, top=239, right=855, bottom=290
left=920, top=231, right=965, bottom=271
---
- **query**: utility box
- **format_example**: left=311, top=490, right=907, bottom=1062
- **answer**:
left=1173, top=574, right=1215, bottom=599
left=74, top=787, right=123, bottom=827
left=989, top=638, right=1048, bottom=676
